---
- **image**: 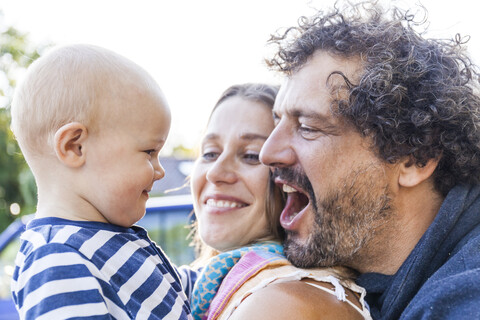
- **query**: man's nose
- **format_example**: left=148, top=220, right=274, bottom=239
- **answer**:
left=260, top=121, right=296, bottom=168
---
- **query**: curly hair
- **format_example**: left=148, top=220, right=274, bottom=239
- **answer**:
left=267, top=0, right=480, bottom=196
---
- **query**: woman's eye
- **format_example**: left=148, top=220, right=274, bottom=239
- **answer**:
left=243, top=153, right=260, bottom=164
left=202, top=152, right=219, bottom=161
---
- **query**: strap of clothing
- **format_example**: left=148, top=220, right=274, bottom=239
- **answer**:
left=209, top=252, right=372, bottom=320
left=306, top=280, right=371, bottom=319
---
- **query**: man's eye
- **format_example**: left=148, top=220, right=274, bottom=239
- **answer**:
left=299, top=124, right=316, bottom=132
left=299, top=124, right=322, bottom=139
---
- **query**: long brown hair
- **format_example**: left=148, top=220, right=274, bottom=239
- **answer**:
left=191, top=83, right=285, bottom=266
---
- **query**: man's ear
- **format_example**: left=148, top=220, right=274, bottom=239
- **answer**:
left=398, top=156, right=439, bottom=188
left=54, top=122, right=88, bottom=168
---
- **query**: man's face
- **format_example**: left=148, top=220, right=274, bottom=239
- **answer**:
left=260, top=51, right=397, bottom=270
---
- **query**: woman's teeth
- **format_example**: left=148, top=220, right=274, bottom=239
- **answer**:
left=283, top=184, right=297, bottom=193
left=206, top=199, right=246, bottom=208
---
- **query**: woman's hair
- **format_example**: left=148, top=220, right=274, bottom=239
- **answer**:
left=211, top=83, right=279, bottom=118
left=192, top=83, right=284, bottom=264
left=267, top=1, right=480, bottom=196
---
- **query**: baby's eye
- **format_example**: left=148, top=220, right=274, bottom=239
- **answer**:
left=144, top=149, right=155, bottom=155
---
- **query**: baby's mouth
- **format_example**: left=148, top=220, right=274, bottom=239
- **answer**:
left=281, top=184, right=310, bottom=224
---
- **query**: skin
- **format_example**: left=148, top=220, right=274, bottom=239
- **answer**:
left=230, top=280, right=364, bottom=320
left=260, top=50, right=443, bottom=275
left=191, top=97, right=273, bottom=251
left=193, top=93, right=369, bottom=319
left=35, top=73, right=171, bottom=228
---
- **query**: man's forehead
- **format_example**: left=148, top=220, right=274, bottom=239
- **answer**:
left=274, top=51, right=363, bottom=115
left=273, top=75, right=332, bottom=117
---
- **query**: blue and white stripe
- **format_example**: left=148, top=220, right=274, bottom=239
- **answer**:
left=11, top=217, right=194, bottom=319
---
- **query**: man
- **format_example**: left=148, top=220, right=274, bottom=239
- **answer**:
left=259, top=1, right=480, bottom=319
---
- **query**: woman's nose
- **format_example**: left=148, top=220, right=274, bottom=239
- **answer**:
left=206, top=154, right=238, bottom=184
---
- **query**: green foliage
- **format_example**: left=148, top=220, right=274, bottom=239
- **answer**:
left=171, top=144, right=197, bottom=159
left=0, top=12, right=50, bottom=232
left=148, top=223, right=194, bottom=266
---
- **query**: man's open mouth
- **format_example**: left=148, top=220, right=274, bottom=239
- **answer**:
left=281, top=184, right=310, bottom=224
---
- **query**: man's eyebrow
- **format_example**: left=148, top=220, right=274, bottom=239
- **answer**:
left=289, top=108, right=335, bottom=125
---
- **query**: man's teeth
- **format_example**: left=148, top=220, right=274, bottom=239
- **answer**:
left=283, top=184, right=297, bottom=193
left=206, top=199, right=245, bottom=208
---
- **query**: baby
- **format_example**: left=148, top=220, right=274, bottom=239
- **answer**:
left=10, top=44, right=193, bottom=319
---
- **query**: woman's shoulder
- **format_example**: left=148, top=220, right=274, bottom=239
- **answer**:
left=229, top=278, right=366, bottom=320
left=221, top=264, right=372, bottom=320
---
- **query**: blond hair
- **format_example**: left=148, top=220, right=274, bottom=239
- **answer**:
left=11, top=44, right=158, bottom=162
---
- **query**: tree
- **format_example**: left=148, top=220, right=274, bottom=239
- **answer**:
left=0, top=12, right=49, bottom=232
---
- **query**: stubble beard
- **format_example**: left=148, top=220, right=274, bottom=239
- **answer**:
left=283, top=165, right=394, bottom=269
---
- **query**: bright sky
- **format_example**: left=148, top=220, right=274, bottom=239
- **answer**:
left=2, top=0, right=479, bottom=154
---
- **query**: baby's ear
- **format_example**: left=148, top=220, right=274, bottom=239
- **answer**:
left=398, top=156, right=439, bottom=188
left=54, top=122, right=87, bottom=168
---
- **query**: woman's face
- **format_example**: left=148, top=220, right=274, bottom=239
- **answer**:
left=191, top=96, right=275, bottom=252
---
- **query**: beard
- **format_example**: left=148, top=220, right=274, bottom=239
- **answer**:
left=276, top=165, right=395, bottom=269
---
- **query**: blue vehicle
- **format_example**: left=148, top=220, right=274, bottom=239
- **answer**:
left=0, top=195, right=195, bottom=320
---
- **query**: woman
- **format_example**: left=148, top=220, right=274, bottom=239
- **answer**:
left=190, top=83, right=371, bottom=320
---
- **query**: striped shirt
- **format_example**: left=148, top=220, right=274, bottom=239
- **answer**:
left=11, top=217, right=195, bottom=319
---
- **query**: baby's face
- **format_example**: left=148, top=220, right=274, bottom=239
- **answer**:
left=83, top=85, right=171, bottom=227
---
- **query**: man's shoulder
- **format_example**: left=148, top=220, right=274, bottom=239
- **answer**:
left=404, top=233, right=480, bottom=319
left=433, top=223, right=480, bottom=277
left=451, top=221, right=480, bottom=266
left=403, top=267, right=480, bottom=318
left=426, top=219, right=480, bottom=287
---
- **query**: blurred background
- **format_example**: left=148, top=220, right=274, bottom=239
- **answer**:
left=0, top=0, right=479, bottom=231
left=1, top=1, right=478, bottom=316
